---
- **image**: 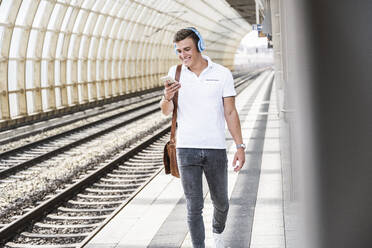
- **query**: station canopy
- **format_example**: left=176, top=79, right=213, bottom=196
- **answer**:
left=0, top=0, right=260, bottom=126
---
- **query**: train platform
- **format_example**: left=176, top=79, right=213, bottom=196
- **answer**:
left=83, top=69, right=285, bottom=248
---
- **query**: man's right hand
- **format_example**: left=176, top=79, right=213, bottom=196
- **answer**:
left=163, top=80, right=181, bottom=101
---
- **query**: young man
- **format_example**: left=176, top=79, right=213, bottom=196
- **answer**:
left=160, top=27, right=245, bottom=248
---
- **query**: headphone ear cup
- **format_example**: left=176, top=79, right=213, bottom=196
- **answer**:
left=187, top=27, right=205, bottom=52
left=175, top=28, right=206, bottom=54
left=198, top=39, right=205, bottom=52
left=174, top=43, right=178, bottom=55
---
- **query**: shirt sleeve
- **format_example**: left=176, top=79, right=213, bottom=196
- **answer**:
left=223, top=69, right=237, bottom=98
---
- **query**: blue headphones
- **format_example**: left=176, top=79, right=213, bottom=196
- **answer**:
left=174, top=27, right=206, bottom=54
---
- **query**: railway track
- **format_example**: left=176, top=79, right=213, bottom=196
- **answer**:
left=0, top=70, right=265, bottom=247
left=0, top=71, right=258, bottom=183
left=1, top=126, right=170, bottom=248
left=0, top=90, right=163, bottom=146
left=0, top=98, right=162, bottom=182
left=0, top=70, right=259, bottom=154
left=0, top=71, right=256, bottom=155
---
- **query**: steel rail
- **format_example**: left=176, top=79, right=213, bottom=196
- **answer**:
left=0, top=126, right=170, bottom=246
left=0, top=100, right=161, bottom=179
left=0, top=71, right=259, bottom=180
left=0, top=91, right=164, bottom=147
left=0, top=70, right=266, bottom=247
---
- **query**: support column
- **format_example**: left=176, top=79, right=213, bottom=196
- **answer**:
left=269, top=0, right=284, bottom=115
left=281, top=0, right=372, bottom=248
left=0, top=59, right=10, bottom=120
left=304, top=1, right=372, bottom=247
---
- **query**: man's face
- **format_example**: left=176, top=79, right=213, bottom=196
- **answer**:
left=175, top=37, right=199, bottom=67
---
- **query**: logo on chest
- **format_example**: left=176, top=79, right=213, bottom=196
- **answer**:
left=205, top=79, right=219, bottom=82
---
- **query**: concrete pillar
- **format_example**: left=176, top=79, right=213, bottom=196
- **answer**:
left=279, top=0, right=313, bottom=246
left=303, top=1, right=372, bottom=247
left=279, top=0, right=372, bottom=247
left=269, top=0, right=284, bottom=115
left=271, top=1, right=305, bottom=248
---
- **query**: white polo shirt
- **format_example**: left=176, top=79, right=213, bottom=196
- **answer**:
left=167, top=55, right=236, bottom=149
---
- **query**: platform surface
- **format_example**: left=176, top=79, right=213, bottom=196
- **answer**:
left=84, top=70, right=286, bottom=248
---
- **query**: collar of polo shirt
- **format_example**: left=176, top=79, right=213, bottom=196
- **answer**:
left=182, top=55, right=214, bottom=72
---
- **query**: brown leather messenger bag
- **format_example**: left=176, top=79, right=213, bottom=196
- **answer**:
left=163, top=64, right=182, bottom=178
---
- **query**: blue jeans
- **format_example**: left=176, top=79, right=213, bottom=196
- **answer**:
left=177, top=148, right=229, bottom=248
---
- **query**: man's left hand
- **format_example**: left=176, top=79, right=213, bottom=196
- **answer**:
left=232, top=148, right=245, bottom=172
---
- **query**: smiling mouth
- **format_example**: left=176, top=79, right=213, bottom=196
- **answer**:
left=183, top=57, right=191, bottom=63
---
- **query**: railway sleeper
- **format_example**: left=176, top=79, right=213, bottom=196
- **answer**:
left=121, top=162, right=162, bottom=167
left=99, top=177, right=146, bottom=183
left=93, top=183, right=141, bottom=189
left=46, top=141, right=70, bottom=145
left=145, top=146, right=166, bottom=151
left=23, top=151, right=47, bottom=155
left=5, top=242, right=78, bottom=248
left=9, top=175, right=26, bottom=179
left=110, top=169, right=152, bottom=175
left=140, top=147, right=164, bottom=151
left=137, top=150, right=163, bottom=155
left=83, top=188, right=133, bottom=194
left=67, top=199, right=124, bottom=206
left=57, top=207, right=117, bottom=213
left=20, top=231, right=89, bottom=238
left=34, top=222, right=100, bottom=229
left=0, top=159, right=28, bottom=163
left=76, top=193, right=128, bottom=200
left=42, top=218, right=102, bottom=225
left=105, top=172, right=148, bottom=179
left=46, top=214, right=110, bottom=221
left=118, top=162, right=160, bottom=167
left=31, top=225, right=96, bottom=234
left=40, top=145, right=61, bottom=149
left=134, top=156, right=163, bottom=161
left=103, top=176, right=147, bottom=183
left=126, top=159, right=163, bottom=164
left=0, top=179, right=16, bottom=184
left=12, top=156, right=34, bottom=160
left=117, top=165, right=159, bottom=171
left=27, top=148, right=49, bottom=152
left=145, top=143, right=165, bottom=147
left=133, top=154, right=162, bottom=160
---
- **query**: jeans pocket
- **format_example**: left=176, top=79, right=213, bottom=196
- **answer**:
left=177, top=148, right=194, bottom=166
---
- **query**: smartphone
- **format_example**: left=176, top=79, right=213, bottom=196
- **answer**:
left=160, top=75, right=177, bottom=86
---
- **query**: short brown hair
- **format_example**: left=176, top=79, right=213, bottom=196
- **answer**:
left=173, top=28, right=200, bottom=51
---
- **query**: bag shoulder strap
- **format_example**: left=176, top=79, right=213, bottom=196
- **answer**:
left=170, top=64, right=182, bottom=143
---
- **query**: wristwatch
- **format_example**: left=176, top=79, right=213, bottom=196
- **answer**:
left=236, top=143, right=246, bottom=150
